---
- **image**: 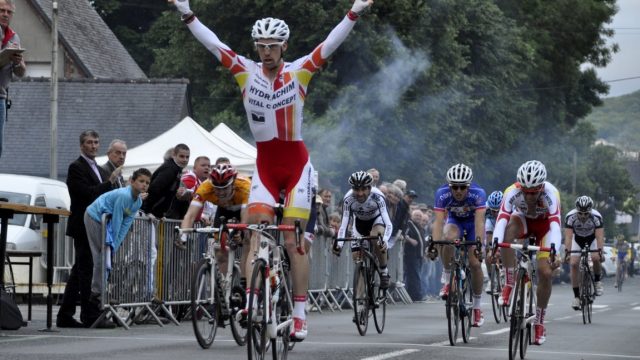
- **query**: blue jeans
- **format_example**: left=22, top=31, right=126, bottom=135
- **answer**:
left=0, top=100, right=5, bottom=158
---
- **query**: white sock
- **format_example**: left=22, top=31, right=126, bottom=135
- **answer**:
left=293, top=296, right=306, bottom=319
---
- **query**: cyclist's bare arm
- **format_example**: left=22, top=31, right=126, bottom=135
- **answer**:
left=181, top=200, right=204, bottom=231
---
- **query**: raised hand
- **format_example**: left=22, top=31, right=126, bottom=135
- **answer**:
left=351, top=0, right=373, bottom=15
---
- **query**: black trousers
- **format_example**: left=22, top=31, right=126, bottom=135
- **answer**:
left=57, top=233, right=100, bottom=323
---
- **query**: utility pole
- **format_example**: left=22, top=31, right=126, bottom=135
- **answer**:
left=572, top=149, right=577, bottom=195
left=50, top=1, right=59, bottom=179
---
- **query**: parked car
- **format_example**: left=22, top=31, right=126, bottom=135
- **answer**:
left=601, top=245, right=617, bottom=277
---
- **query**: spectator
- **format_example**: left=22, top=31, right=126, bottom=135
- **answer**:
left=387, top=183, right=409, bottom=249
left=85, top=168, right=151, bottom=310
left=404, top=190, right=418, bottom=207
left=316, top=189, right=335, bottom=239
left=166, top=155, right=210, bottom=220
left=215, top=156, right=231, bottom=165
left=328, top=212, right=341, bottom=236
left=629, top=243, right=636, bottom=278
left=141, top=144, right=190, bottom=218
left=100, top=139, right=127, bottom=188
left=367, top=168, right=380, bottom=187
left=404, top=210, right=426, bottom=301
left=393, top=179, right=407, bottom=194
left=0, top=0, right=25, bottom=158
left=57, top=130, right=118, bottom=328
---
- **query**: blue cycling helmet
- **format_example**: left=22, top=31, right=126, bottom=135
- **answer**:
left=486, top=190, right=503, bottom=210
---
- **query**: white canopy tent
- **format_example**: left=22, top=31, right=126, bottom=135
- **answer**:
left=210, top=122, right=257, bottom=160
left=96, top=117, right=256, bottom=177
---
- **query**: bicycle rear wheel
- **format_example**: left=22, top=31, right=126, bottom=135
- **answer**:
left=247, top=259, right=268, bottom=360
left=509, top=270, right=524, bottom=360
left=490, top=264, right=503, bottom=324
left=461, top=268, right=472, bottom=344
left=191, top=259, right=218, bottom=349
left=353, top=262, right=369, bottom=336
left=372, top=266, right=386, bottom=334
left=446, top=269, right=460, bottom=346
left=230, top=263, right=247, bottom=346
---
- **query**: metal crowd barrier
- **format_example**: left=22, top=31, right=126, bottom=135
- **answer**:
left=88, top=215, right=412, bottom=329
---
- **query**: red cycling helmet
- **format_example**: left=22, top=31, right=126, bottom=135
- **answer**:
left=210, top=164, right=237, bottom=188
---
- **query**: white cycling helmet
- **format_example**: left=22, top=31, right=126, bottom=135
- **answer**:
left=517, top=160, right=547, bottom=188
left=251, top=17, right=290, bottom=40
left=575, top=195, right=594, bottom=212
left=446, top=163, right=473, bottom=185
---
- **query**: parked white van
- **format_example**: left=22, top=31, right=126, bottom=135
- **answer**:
left=0, top=174, right=70, bottom=252
left=1, top=174, right=71, bottom=291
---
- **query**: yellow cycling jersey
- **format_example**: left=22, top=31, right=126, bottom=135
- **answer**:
left=193, top=176, right=251, bottom=210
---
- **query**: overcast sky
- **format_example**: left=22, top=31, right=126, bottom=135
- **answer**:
left=593, top=0, right=640, bottom=97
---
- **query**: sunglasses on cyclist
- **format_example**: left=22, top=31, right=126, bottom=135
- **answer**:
left=254, top=41, right=285, bottom=51
left=521, top=184, right=544, bottom=194
left=577, top=211, right=590, bottom=216
left=449, top=185, right=468, bottom=191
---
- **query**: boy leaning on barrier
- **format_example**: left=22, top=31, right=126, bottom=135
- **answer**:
left=84, top=168, right=151, bottom=326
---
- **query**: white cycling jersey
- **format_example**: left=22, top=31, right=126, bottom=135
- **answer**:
left=493, top=181, right=562, bottom=250
left=565, top=208, right=603, bottom=246
left=337, top=187, right=393, bottom=247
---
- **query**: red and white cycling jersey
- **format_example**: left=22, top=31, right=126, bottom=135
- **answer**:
left=187, top=15, right=359, bottom=217
left=187, top=16, right=357, bottom=142
left=493, top=181, right=562, bottom=250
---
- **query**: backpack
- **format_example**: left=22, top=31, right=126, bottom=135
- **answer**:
left=0, top=288, right=24, bottom=330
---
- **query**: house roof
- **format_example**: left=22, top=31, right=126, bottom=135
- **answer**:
left=28, top=0, right=147, bottom=79
left=0, top=77, right=190, bottom=180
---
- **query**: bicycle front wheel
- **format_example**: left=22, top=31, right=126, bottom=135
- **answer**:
left=520, top=278, right=533, bottom=360
left=353, top=262, right=369, bottom=336
left=247, top=259, right=268, bottom=360
left=273, top=248, right=293, bottom=359
left=191, top=259, right=218, bottom=349
left=446, top=269, right=460, bottom=346
left=508, top=270, right=524, bottom=360
left=581, top=270, right=593, bottom=325
left=490, top=264, right=502, bottom=323
left=461, top=267, right=472, bottom=344
left=372, top=267, right=386, bottom=334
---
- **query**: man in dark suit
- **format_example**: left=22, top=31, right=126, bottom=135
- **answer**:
left=57, top=130, right=118, bottom=328
left=100, top=139, right=127, bottom=188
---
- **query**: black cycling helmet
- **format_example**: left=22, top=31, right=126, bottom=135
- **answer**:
left=575, top=195, right=594, bottom=212
left=348, top=171, right=373, bottom=188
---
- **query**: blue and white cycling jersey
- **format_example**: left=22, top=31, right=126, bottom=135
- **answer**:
left=434, top=182, right=486, bottom=240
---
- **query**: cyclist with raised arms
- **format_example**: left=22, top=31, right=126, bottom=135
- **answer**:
left=179, top=164, right=250, bottom=280
left=564, top=195, right=605, bottom=310
left=333, top=171, right=392, bottom=289
left=429, top=163, right=487, bottom=327
left=169, top=0, right=374, bottom=341
left=484, top=190, right=503, bottom=293
left=494, top=160, right=561, bottom=346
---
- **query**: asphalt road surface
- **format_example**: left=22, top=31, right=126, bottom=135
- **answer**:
left=2, top=275, right=639, bottom=360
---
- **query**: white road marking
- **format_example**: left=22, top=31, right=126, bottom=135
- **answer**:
left=632, top=306, right=640, bottom=311
left=427, top=337, right=477, bottom=346
left=482, top=327, right=510, bottom=335
left=592, top=304, right=608, bottom=309
left=0, top=335, right=50, bottom=343
left=361, top=349, right=420, bottom=360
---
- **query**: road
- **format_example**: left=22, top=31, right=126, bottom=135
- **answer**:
left=2, top=275, right=639, bottom=360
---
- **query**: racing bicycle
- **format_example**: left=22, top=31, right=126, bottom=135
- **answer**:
left=334, top=235, right=387, bottom=336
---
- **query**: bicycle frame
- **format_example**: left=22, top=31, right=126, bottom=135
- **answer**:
left=227, top=221, right=302, bottom=359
